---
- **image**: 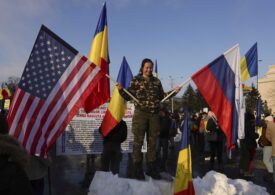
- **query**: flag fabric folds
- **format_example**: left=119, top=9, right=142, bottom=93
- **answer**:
left=240, top=43, right=258, bottom=81
left=83, top=3, right=110, bottom=113
left=174, top=110, right=195, bottom=195
left=192, top=44, right=244, bottom=148
left=153, top=59, right=158, bottom=78
left=100, top=57, right=133, bottom=136
left=7, top=25, right=103, bottom=156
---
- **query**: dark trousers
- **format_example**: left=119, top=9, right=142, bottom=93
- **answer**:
left=239, top=139, right=256, bottom=173
left=157, top=138, right=169, bottom=169
left=101, top=142, right=122, bottom=174
left=198, top=132, right=205, bottom=154
left=30, top=178, right=44, bottom=195
left=209, top=141, right=223, bottom=168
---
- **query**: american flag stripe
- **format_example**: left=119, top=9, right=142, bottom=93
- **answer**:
left=19, top=98, right=41, bottom=142
left=8, top=87, right=19, bottom=116
left=27, top=54, right=87, bottom=154
left=8, top=89, right=25, bottom=130
left=13, top=95, right=35, bottom=138
left=22, top=99, right=44, bottom=147
left=36, top=59, right=95, bottom=153
left=46, top=68, right=103, bottom=153
left=39, top=62, right=101, bottom=155
left=9, top=92, right=30, bottom=136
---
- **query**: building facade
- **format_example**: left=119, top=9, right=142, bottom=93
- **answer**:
left=258, top=65, right=275, bottom=115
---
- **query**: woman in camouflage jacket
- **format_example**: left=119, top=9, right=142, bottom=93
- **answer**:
left=118, top=58, right=181, bottom=180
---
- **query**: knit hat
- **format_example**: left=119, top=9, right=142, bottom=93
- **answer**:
left=265, top=116, right=273, bottom=122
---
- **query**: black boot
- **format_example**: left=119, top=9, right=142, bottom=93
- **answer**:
left=146, top=162, right=161, bottom=180
left=133, top=162, right=145, bottom=180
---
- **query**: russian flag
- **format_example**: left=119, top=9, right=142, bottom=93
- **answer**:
left=101, top=57, right=133, bottom=136
left=174, top=110, right=195, bottom=195
left=240, top=43, right=258, bottom=82
left=192, top=44, right=244, bottom=148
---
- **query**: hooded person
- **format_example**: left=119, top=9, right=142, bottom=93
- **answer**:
left=0, top=134, right=33, bottom=195
left=265, top=115, right=275, bottom=186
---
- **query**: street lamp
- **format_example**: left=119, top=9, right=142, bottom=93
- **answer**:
left=169, top=76, right=174, bottom=113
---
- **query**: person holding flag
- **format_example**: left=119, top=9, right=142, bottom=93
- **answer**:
left=118, top=58, right=181, bottom=180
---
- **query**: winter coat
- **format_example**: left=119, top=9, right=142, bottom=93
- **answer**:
left=100, top=120, right=128, bottom=144
left=0, top=112, right=8, bottom=134
left=243, top=113, right=259, bottom=149
left=0, top=134, right=33, bottom=195
left=119, top=75, right=174, bottom=114
left=266, top=121, right=275, bottom=156
left=24, top=155, right=50, bottom=180
left=206, top=117, right=224, bottom=142
left=159, top=116, right=171, bottom=138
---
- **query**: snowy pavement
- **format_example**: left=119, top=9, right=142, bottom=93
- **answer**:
left=88, top=170, right=269, bottom=195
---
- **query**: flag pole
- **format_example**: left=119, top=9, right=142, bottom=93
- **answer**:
left=105, top=74, right=140, bottom=104
left=161, top=77, right=191, bottom=103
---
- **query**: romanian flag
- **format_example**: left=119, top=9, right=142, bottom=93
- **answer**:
left=83, top=3, right=110, bottom=113
left=240, top=43, right=258, bottom=82
left=174, top=110, right=195, bottom=195
left=192, top=44, right=244, bottom=148
left=0, top=88, right=3, bottom=100
left=153, top=59, right=158, bottom=78
left=101, top=57, right=133, bottom=136
left=2, top=84, right=11, bottom=99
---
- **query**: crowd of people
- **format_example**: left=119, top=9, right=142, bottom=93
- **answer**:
left=1, top=57, right=275, bottom=194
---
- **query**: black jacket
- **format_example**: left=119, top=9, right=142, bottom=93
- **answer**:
left=0, top=135, right=33, bottom=195
left=243, top=113, right=259, bottom=149
left=206, top=117, right=224, bottom=142
left=100, top=120, right=128, bottom=143
left=159, top=116, right=171, bottom=138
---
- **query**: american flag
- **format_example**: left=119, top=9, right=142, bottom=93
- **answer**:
left=8, top=25, right=103, bottom=156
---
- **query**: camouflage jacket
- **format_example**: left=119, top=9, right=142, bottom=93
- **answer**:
left=120, top=75, right=174, bottom=113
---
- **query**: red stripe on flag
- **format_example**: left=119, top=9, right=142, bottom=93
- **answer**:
left=41, top=64, right=104, bottom=155
left=192, top=66, right=233, bottom=146
left=30, top=56, right=88, bottom=154
left=13, top=95, right=35, bottom=138
left=101, top=109, right=119, bottom=136
left=39, top=62, right=98, bottom=155
left=84, top=58, right=109, bottom=112
left=8, top=86, right=19, bottom=117
left=174, top=181, right=195, bottom=195
left=8, top=89, right=25, bottom=131
left=22, top=99, right=45, bottom=147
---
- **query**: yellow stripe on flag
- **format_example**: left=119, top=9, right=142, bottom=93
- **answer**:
left=174, top=146, right=193, bottom=194
left=0, top=88, right=3, bottom=100
left=108, top=87, right=127, bottom=121
left=88, top=26, right=108, bottom=66
left=240, top=57, right=250, bottom=81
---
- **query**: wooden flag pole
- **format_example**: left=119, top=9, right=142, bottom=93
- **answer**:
left=161, top=77, right=191, bottom=103
left=105, top=74, right=140, bottom=104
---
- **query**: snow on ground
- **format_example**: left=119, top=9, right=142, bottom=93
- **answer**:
left=193, top=171, right=269, bottom=195
left=88, top=171, right=269, bottom=195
